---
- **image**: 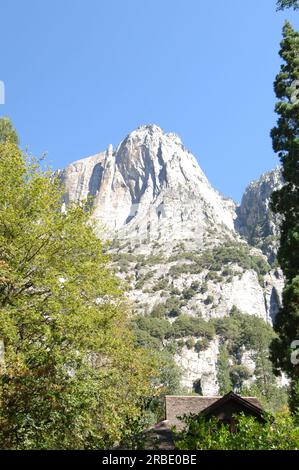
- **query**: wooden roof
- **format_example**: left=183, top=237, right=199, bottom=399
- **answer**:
left=165, top=392, right=263, bottom=430
left=200, top=391, right=264, bottom=419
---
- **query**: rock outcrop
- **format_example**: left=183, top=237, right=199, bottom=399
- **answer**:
left=59, top=124, right=285, bottom=394
left=60, top=125, right=236, bottom=245
left=235, top=167, right=283, bottom=262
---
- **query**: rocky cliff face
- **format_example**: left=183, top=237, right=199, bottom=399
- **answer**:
left=59, top=125, right=285, bottom=396
left=60, top=124, right=236, bottom=248
left=235, top=167, right=283, bottom=262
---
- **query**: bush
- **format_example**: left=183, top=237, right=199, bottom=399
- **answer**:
left=222, top=267, right=234, bottom=277
left=190, top=281, right=200, bottom=291
left=151, top=297, right=182, bottom=318
left=147, top=253, right=165, bottom=265
left=205, top=295, right=214, bottom=305
left=175, top=413, right=299, bottom=450
left=182, top=287, right=197, bottom=300
left=194, top=337, right=210, bottom=352
left=135, top=271, right=154, bottom=289
left=133, top=315, right=172, bottom=344
left=230, top=365, right=251, bottom=390
left=170, top=243, right=270, bottom=280
left=165, top=341, right=179, bottom=355
left=185, top=338, right=195, bottom=349
left=170, top=287, right=181, bottom=295
left=134, top=329, right=161, bottom=349
left=200, top=282, right=208, bottom=294
left=168, top=315, right=215, bottom=340
left=152, top=277, right=169, bottom=291
left=206, top=271, right=223, bottom=282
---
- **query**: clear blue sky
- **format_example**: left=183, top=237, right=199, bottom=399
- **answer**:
left=0, top=0, right=298, bottom=202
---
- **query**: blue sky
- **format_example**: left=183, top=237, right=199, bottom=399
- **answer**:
left=0, top=0, right=298, bottom=202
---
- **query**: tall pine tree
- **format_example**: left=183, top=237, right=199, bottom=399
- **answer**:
left=270, top=22, right=299, bottom=411
left=276, top=0, right=299, bottom=10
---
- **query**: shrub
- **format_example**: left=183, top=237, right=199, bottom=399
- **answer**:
left=190, top=281, right=200, bottom=291
left=206, top=271, right=222, bottom=282
left=200, top=282, right=208, bottom=294
left=185, top=338, right=195, bottom=349
left=134, top=329, right=161, bottom=350
left=135, top=271, right=154, bottom=289
left=168, top=315, right=215, bottom=340
left=152, top=277, right=169, bottom=291
left=170, top=287, right=181, bottom=295
left=151, top=297, right=182, bottom=318
left=205, top=295, right=214, bottom=305
left=182, top=287, right=197, bottom=300
left=222, top=267, right=234, bottom=277
left=133, top=315, right=172, bottom=343
left=230, top=365, right=251, bottom=390
left=174, top=413, right=299, bottom=450
left=165, top=341, right=178, bottom=355
left=194, top=337, right=210, bottom=352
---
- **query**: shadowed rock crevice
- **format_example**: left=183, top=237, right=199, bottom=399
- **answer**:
left=88, top=162, right=104, bottom=197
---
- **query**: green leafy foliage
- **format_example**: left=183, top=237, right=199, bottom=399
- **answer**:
left=144, top=350, right=182, bottom=425
left=194, top=337, right=210, bottom=352
left=151, top=297, right=182, bottom=318
left=215, top=308, right=288, bottom=411
left=134, top=315, right=172, bottom=345
left=152, top=277, right=169, bottom=292
left=181, top=286, right=197, bottom=300
left=169, top=243, right=270, bottom=279
left=0, top=117, right=19, bottom=145
left=175, top=412, right=299, bottom=450
left=134, top=312, right=214, bottom=344
left=169, top=315, right=215, bottom=340
left=217, top=344, right=232, bottom=394
left=214, top=308, right=274, bottom=353
left=0, top=142, right=158, bottom=449
left=185, top=338, right=195, bottom=349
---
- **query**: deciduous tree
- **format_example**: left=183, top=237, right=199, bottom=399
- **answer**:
left=0, top=141, right=157, bottom=449
left=0, top=117, right=19, bottom=145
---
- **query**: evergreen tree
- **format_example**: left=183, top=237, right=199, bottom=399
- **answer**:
left=217, top=344, right=232, bottom=394
left=269, top=22, right=299, bottom=411
left=0, top=140, right=157, bottom=449
left=277, top=0, right=299, bottom=10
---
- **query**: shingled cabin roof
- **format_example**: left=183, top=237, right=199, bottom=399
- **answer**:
left=144, top=392, right=264, bottom=449
left=165, top=392, right=263, bottom=430
left=200, top=391, right=264, bottom=420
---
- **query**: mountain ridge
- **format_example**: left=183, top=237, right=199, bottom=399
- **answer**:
left=58, top=124, right=285, bottom=396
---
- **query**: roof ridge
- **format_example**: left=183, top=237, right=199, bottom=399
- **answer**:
left=165, top=395, right=221, bottom=398
left=165, top=395, right=259, bottom=398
